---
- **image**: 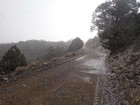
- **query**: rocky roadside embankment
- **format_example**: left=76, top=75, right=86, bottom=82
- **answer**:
left=105, top=40, right=140, bottom=105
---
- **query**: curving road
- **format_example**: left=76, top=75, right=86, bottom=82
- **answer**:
left=0, top=48, right=106, bottom=105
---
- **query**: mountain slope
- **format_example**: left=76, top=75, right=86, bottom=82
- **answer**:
left=0, top=40, right=72, bottom=62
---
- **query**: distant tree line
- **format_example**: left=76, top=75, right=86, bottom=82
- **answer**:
left=85, top=36, right=100, bottom=48
left=0, top=40, right=72, bottom=62
left=44, top=37, right=83, bottom=60
left=44, top=46, right=66, bottom=60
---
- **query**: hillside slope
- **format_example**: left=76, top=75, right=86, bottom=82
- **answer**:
left=105, top=38, right=140, bottom=104
left=0, top=40, right=71, bottom=61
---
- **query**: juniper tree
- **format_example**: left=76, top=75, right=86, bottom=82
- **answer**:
left=91, top=0, right=140, bottom=51
left=0, top=45, right=27, bottom=74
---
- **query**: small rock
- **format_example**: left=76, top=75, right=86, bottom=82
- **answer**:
left=43, top=62, right=48, bottom=66
left=32, top=66, right=35, bottom=69
left=22, top=84, right=27, bottom=87
left=3, top=77, right=8, bottom=81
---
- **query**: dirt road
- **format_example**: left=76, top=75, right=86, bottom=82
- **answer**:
left=0, top=49, right=106, bottom=105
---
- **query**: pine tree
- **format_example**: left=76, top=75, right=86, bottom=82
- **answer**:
left=0, top=45, right=27, bottom=74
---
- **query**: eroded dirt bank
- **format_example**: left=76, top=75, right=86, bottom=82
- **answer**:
left=0, top=48, right=106, bottom=105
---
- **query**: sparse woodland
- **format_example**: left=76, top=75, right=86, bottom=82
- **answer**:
left=0, top=38, right=84, bottom=75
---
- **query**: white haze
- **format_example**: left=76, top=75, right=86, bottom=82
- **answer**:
left=0, top=0, right=105, bottom=43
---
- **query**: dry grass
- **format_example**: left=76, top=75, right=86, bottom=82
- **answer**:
left=14, top=60, right=41, bottom=75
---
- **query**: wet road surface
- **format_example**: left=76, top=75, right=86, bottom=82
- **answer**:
left=0, top=48, right=106, bottom=105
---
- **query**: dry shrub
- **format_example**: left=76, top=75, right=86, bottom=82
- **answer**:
left=65, top=52, right=77, bottom=57
left=14, top=66, right=28, bottom=75
left=50, top=57, right=60, bottom=63
left=14, top=60, right=40, bottom=75
left=27, top=60, right=40, bottom=69
left=65, top=52, right=73, bottom=57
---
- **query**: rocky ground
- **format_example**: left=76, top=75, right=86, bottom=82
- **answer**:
left=105, top=42, right=140, bottom=105
left=0, top=48, right=107, bottom=105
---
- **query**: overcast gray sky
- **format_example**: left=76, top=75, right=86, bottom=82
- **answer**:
left=0, top=0, right=105, bottom=43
